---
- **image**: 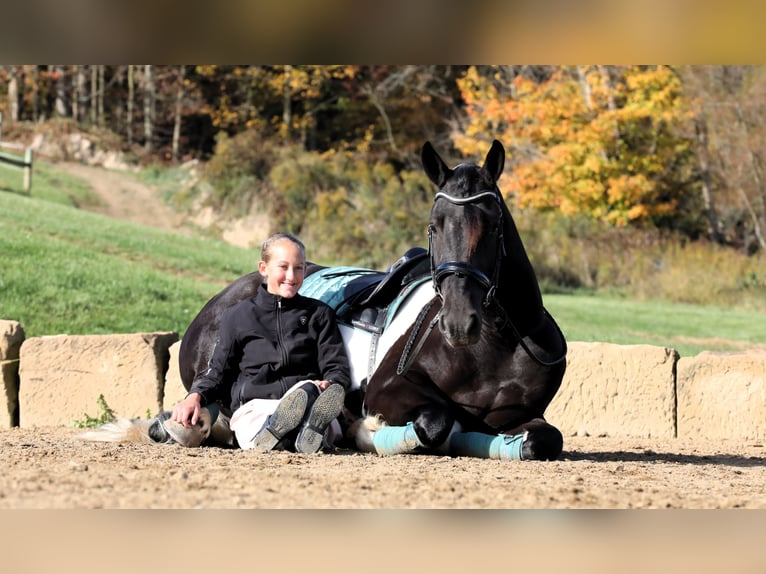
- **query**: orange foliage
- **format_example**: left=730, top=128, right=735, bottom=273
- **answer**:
left=456, top=65, right=695, bottom=227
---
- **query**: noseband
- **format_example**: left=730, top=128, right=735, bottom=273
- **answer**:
left=429, top=189, right=505, bottom=308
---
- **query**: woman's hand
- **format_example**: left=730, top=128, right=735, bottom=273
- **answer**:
left=315, top=380, right=332, bottom=391
left=171, top=393, right=202, bottom=428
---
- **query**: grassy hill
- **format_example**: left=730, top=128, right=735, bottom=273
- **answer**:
left=1, top=172, right=765, bottom=357
left=0, top=189, right=255, bottom=338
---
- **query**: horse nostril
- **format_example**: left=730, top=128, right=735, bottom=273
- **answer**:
left=439, top=309, right=482, bottom=347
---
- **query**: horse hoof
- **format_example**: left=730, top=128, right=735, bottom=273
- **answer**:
left=161, top=409, right=213, bottom=447
left=521, top=425, right=563, bottom=461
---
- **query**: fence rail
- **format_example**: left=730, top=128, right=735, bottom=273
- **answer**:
left=0, top=146, right=33, bottom=195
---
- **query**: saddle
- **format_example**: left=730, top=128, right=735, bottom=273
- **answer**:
left=300, top=247, right=430, bottom=333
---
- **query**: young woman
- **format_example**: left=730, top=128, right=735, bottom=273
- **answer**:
left=170, top=233, right=351, bottom=453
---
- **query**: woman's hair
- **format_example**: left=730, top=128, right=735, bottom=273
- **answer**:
left=260, top=232, right=306, bottom=263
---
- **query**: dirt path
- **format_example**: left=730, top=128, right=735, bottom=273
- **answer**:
left=58, top=162, right=196, bottom=236
left=58, top=161, right=270, bottom=248
left=2, top=426, right=764, bottom=509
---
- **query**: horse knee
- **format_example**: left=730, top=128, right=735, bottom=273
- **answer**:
left=521, top=422, right=563, bottom=461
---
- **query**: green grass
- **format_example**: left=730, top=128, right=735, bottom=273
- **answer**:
left=0, top=190, right=255, bottom=337
left=0, top=156, right=101, bottom=207
left=1, top=163, right=765, bottom=357
left=544, top=293, right=766, bottom=357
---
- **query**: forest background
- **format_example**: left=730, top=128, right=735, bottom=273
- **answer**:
left=1, top=64, right=766, bottom=315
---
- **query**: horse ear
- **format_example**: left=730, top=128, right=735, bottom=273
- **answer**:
left=421, top=141, right=451, bottom=187
left=482, top=139, right=505, bottom=183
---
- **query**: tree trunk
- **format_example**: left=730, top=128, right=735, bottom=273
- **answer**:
left=693, top=116, right=724, bottom=244
left=598, top=65, right=620, bottom=143
left=143, top=65, right=154, bottom=152
left=54, top=65, right=68, bottom=118
left=97, top=65, right=105, bottom=127
left=74, top=65, right=87, bottom=124
left=28, top=65, right=40, bottom=122
left=90, top=66, right=97, bottom=126
left=576, top=65, right=593, bottom=110
left=283, top=65, right=292, bottom=138
left=7, top=66, right=20, bottom=121
left=733, top=101, right=766, bottom=251
left=127, top=65, right=134, bottom=145
left=172, top=65, right=185, bottom=162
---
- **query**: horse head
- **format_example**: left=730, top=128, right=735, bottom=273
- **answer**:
left=421, top=139, right=507, bottom=348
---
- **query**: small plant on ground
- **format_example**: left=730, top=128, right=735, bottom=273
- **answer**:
left=72, top=394, right=117, bottom=428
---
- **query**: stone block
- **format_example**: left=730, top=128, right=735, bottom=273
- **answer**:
left=18, top=332, right=178, bottom=427
left=677, top=349, right=766, bottom=440
left=0, top=320, right=25, bottom=361
left=546, top=342, right=679, bottom=439
left=1, top=360, right=20, bottom=427
left=162, top=340, right=188, bottom=411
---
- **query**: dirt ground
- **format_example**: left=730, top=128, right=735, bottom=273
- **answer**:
left=1, top=425, right=764, bottom=509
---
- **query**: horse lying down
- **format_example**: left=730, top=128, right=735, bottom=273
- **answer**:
left=79, top=139, right=567, bottom=461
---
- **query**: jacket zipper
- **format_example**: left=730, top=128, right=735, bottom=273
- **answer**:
left=277, top=298, right=289, bottom=388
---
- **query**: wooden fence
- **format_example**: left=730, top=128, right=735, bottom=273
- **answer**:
left=0, top=113, right=34, bottom=194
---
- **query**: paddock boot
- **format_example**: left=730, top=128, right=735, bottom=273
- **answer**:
left=252, top=389, right=310, bottom=452
left=448, top=431, right=526, bottom=461
left=372, top=422, right=424, bottom=456
left=295, top=383, right=345, bottom=454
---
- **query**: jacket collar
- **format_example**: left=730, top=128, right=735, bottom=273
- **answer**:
left=255, top=282, right=303, bottom=309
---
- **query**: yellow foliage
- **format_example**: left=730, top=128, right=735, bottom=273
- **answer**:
left=455, top=65, right=694, bottom=228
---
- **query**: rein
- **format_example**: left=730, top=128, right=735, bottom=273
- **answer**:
left=396, top=298, right=439, bottom=376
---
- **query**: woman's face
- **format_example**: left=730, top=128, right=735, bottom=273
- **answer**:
left=258, top=240, right=306, bottom=298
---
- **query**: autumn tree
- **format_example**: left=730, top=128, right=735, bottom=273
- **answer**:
left=455, top=65, right=698, bottom=230
left=680, top=66, right=766, bottom=253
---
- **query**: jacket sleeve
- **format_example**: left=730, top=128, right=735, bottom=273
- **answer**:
left=188, top=307, right=240, bottom=406
left=314, top=305, right=352, bottom=391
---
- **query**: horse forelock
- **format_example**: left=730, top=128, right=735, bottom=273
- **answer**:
left=435, top=165, right=499, bottom=260
left=449, top=164, right=483, bottom=198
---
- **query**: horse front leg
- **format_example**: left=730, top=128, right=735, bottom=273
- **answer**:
left=448, top=418, right=563, bottom=461
left=349, top=405, right=454, bottom=455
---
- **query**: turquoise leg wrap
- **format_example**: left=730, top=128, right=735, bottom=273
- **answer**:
left=372, top=422, right=423, bottom=456
left=449, top=431, right=525, bottom=460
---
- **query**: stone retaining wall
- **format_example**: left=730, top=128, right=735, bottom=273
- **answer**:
left=7, top=322, right=766, bottom=440
left=0, top=320, right=25, bottom=427
left=546, top=342, right=679, bottom=439
left=677, top=350, right=766, bottom=440
left=18, top=332, right=178, bottom=427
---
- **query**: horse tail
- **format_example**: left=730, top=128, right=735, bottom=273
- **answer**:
left=347, top=414, right=387, bottom=453
left=76, top=408, right=217, bottom=447
left=76, top=418, right=156, bottom=444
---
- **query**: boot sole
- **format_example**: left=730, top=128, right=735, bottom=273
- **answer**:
left=295, top=384, right=345, bottom=454
left=252, top=389, right=308, bottom=452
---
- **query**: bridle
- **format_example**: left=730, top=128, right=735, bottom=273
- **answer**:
left=397, top=187, right=507, bottom=376
left=428, top=188, right=506, bottom=309
left=415, top=185, right=567, bottom=370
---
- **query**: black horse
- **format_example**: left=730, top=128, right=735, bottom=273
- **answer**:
left=97, top=139, right=566, bottom=460
left=349, top=140, right=567, bottom=460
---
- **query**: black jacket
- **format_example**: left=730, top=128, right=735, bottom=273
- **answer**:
left=189, top=284, right=351, bottom=413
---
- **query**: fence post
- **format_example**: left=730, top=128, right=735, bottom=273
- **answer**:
left=23, top=148, right=32, bottom=194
